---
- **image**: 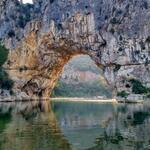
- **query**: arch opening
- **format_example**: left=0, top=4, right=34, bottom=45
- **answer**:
left=51, top=54, right=112, bottom=99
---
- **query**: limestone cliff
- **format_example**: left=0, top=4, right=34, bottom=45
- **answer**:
left=0, top=0, right=150, bottom=100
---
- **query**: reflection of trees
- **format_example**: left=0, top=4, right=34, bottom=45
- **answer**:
left=0, top=101, right=71, bottom=150
left=0, top=107, right=12, bottom=132
left=0, top=108, right=12, bottom=150
left=86, top=104, right=150, bottom=150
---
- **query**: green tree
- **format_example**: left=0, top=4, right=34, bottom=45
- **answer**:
left=129, top=79, right=147, bottom=94
left=0, top=42, right=9, bottom=66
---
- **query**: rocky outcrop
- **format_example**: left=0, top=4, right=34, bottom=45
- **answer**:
left=0, top=0, right=150, bottom=100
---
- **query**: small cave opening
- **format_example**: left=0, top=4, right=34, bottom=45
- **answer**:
left=51, top=55, right=112, bottom=99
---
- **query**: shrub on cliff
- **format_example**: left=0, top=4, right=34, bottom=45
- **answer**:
left=0, top=42, right=9, bottom=67
left=146, top=92, right=150, bottom=98
left=0, top=43, right=14, bottom=92
left=0, top=69, right=14, bottom=91
left=117, top=91, right=129, bottom=98
left=145, top=87, right=150, bottom=98
left=129, top=79, right=147, bottom=94
left=128, top=79, right=150, bottom=98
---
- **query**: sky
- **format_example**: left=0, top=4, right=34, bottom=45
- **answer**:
left=22, top=0, right=33, bottom=4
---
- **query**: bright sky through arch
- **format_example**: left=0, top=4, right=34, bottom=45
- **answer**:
left=22, top=0, right=33, bottom=4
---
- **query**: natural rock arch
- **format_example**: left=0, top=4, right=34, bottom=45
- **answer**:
left=0, top=0, right=150, bottom=100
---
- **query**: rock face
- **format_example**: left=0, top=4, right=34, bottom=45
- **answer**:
left=0, top=0, right=150, bottom=100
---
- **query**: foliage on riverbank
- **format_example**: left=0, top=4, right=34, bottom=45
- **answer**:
left=0, top=42, right=9, bottom=66
left=0, top=68, right=14, bottom=91
left=52, top=80, right=112, bottom=98
left=117, top=79, right=150, bottom=98
left=0, top=43, right=14, bottom=92
left=117, top=91, right=129, bottom=98
left=130, top=79, right=150, bottom=98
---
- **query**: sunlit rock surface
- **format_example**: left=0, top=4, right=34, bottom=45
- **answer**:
left=0, top=0, right=150, bottom=100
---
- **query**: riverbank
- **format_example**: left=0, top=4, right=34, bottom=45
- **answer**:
left=50, top=97, right=118, bottom=103
left=0, top=97, right=148, bottom=104
left=51, top=97, right=149, bottom=104
left=117, top=99, right=144, bottom=103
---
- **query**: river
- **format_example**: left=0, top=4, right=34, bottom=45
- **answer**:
left=0, top=100, right=150, bottom=150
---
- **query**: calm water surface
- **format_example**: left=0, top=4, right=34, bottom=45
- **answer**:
left=0, top=101, right=150, bottom=150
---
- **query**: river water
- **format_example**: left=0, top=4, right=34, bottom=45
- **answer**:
left=0, top=101, right=150, bottom=150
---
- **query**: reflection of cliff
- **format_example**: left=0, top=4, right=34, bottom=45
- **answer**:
left=52, top=102, right=150, bottom=150
left=52, top=102, right=114, bottom=128
left=0, top=102, right=71, bottom=150
left=87, top=104, right=150, bottom=150
left=52, top=102, right=114, bottom=149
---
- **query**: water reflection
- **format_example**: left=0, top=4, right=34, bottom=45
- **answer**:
left=0, top=101, right=149, bottom=150
left=0, top=101, right=71, bottom=150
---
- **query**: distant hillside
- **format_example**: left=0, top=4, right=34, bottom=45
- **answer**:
left=63, top=55, right=102, bottom=74
left=60, top=55, right=105, bottom=84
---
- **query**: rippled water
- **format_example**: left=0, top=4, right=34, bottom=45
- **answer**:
left=0, top=101, right=150, bottom=150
